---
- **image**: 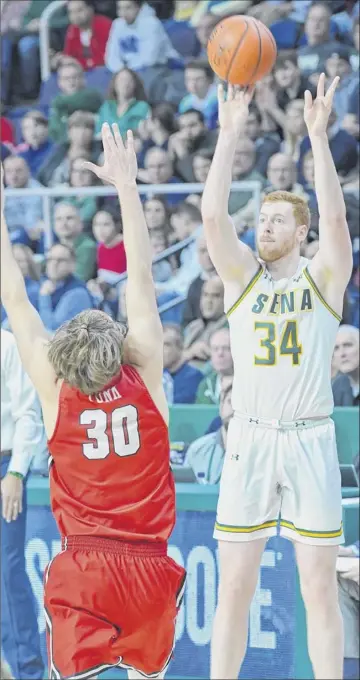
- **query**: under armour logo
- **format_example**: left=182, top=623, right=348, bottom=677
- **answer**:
left=231, top=454, right=240, bottom=461
left=249, top=417, right=260, bottom=424
left=295, top=421, right=306, bottom=427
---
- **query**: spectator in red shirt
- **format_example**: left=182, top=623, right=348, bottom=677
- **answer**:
left=0, top=118, right=15, bottom=148
left=87, top=208, right=126, bottom=316
left=63, top=0, right=112, bottom=70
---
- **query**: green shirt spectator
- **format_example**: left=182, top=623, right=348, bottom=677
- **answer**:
left=22, top=1, right=68, bottom=30
left=49, top=61, right=102, bottom=143
left=196, top=369, right=220, bottom=405
left=73, top=232, right=97, bottom=282
left=53, top=202, right=96, bottom=282
left=196, top=328, right=233, bottom=404
left=60, top=157, right=98, bottom=230
left=96, top=68, right=150, bottom=138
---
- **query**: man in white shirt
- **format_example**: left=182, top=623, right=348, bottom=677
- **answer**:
left=1, top=329, right=45, bottom=680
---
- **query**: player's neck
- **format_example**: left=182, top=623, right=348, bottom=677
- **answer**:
left=265, top=250, right=301, bottom=281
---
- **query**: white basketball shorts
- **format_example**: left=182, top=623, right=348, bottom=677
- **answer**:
left=214, top=414, right=344, bottom=546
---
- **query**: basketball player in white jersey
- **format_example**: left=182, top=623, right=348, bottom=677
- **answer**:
left=202, top=74, right=353, bottom=680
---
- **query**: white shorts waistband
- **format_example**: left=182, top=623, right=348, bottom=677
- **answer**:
left=233, top=412, right=331, bottom=430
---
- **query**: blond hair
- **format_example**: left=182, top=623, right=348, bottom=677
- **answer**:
left=262, top=191, right=311, bottom=228
left=47, top=310, right=127, bottom=395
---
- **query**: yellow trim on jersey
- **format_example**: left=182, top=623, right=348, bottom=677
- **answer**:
left=226, top=266, right=263, bottom=318
left=280, top=519, right=343, bottom=538
left=303, top=267, right=341, bottom=322
left=215, top=519, right=278, bottom=533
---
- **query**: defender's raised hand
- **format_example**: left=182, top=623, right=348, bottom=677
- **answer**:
left=304, top=73, right=340, bottom=138
left=83, top=123, right=138, bottom=188
left=218, top=84, right=255, bottom=138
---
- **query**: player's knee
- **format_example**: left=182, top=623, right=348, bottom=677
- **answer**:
left=217, top=562, right=258, bottom=608
left=299, top=556, right=338, bottom=608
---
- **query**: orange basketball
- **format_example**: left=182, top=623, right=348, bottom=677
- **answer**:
left=207, top=15, right=277, bottom=86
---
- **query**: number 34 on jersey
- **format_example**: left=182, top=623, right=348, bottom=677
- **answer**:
left=254, top=320, right=302, bottom=366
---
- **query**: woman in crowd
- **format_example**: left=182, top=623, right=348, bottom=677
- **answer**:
left=96, top=68, right=150, bottom=138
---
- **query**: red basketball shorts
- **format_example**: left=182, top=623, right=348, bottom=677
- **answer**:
left=44, top=536, right=186, bottom=679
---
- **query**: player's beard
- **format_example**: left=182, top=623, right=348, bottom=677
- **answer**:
left=257, top=234, right=296, bottom=263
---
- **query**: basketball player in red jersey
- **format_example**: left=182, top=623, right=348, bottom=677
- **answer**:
left=0, top=125, right=186, bottom=680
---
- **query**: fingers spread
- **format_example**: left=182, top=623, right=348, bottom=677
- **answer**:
left=317, top=72, right=325, bottom=99
left=325, top=75, right=340, bottom=106
left=101, top=122, right=115, bottom=156
left=126, top=129, right=134, bottom=152
left=82, top=161, right=100, bottom=176
left=304, top=89, right=313, bottom=110
left=112, top=123, right=124, bottom=150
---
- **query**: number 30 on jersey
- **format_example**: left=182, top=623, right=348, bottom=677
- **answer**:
left=80, top=405, right=140, bottom=459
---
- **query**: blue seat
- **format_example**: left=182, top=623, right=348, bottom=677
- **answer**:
left=164, top=19, right=201, bottom=59
left=270, top=19, right=307, bottom=49
left=85, top=66, right=113, bottom=94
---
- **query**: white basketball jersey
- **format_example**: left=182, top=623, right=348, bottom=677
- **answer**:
left=227, top=257, right=341, bottom=420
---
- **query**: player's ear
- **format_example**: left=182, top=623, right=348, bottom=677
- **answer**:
left=297, top=224, right=308, bottom=244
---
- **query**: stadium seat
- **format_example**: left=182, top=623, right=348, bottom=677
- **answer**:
left=164, top=19, right=201, bottom=58
left=270, top=19, right=307, bottom=50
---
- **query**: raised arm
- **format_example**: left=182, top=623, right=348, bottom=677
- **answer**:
left=0, top=166, right=57, bottom=401
left=201, top=85, right=259, bottom=306
left=84, top=124, right=163, bottom=383
left=304, top=74, right=353, bottom=313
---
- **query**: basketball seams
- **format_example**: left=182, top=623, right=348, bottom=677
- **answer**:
left=225, top=18, right=249, bottom=83
left=207, top=15, right=277, bottom=86
left=244, top=18, right=262, bottom=86
left=262, top=22, right=278, bottom=59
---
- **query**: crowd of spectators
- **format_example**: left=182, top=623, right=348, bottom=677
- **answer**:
left=1, top=3, right=359, bottom=679
left=1, top=0, right=359, bottom=430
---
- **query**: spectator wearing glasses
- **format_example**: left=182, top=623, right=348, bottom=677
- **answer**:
left=48, top=61, right=103, bottom=144
left=38, top=243, right=94, bottom=331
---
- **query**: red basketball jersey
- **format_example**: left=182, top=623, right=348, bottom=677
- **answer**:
left=47, top=365, right=175, bottom=542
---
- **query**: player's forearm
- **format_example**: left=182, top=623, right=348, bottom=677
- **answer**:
left=201, top=130, right=237, bottom=220
left=311, top=134, right=347, bottom=223
left=1, top=212, right=28, bottom=307
left=115, top=183, right=152, bottom=273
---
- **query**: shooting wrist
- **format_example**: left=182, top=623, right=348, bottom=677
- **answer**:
left=8, top=471, right=24, bottom=480
left=218, top=128, right=242, bottom=147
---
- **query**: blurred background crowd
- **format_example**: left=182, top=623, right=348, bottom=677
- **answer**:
left=0, top=2, right=359, bottom=679
left=1, top=0, right=359, bottom=462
